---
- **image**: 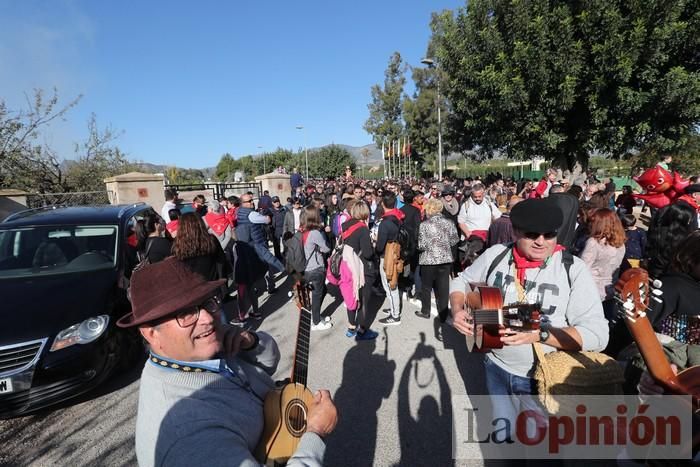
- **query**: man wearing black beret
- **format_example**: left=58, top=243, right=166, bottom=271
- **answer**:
left=449, top=197, right=608, bottom=437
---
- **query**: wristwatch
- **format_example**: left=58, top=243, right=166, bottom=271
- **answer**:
left=539, top=324, right=550, bottom=343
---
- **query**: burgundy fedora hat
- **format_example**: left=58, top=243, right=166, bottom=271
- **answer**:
left=117, top=257, right=225, bottom=328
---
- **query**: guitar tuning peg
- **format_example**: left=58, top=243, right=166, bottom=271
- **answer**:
left=623, top=301, right=635, bottom=310
left=652, top=279, right=663, bottom=288
left=652, top=296, right=662, bottom=303
left=652, top=289, right=663, bottom=296
left=638, top=311, right=647, bottom=318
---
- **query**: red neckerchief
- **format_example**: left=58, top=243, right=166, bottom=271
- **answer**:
left=341, top=221, right=366, bottom=240
left=412, top=202, right=425, bottom=220
left=381, top=208, right=406, bottom=221
left=512, top=245, right=565, bottom=286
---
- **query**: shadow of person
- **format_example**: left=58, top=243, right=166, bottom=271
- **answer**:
left=396, top=332, right=452, bottom=466
left=324, top=333, right=396, bottom=467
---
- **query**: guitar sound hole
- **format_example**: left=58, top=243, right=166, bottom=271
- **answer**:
left=285, top=399, right=308, bottom=436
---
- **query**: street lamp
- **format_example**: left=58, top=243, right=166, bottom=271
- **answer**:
left=295, top=125, right=309, bottom=181
left=257, top=145, right=265, bottom=174
left=421, top=57, right=443, bottom=180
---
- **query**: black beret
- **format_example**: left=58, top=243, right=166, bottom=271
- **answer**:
left=510, top=198, right=564, bottom=233
left=685, top=184, right=700, bottom=194
left=442, top=186, right=455, bottom=196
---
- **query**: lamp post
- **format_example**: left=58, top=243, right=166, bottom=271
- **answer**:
left=257, top=146, right=265, bottom=174
left=421, top=57, right=443, bottom=180
left=295, top=125, right=309, bottom=181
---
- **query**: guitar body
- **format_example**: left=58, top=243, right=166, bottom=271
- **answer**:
left=255, top=281, right=315, bottom=465
left=465, top=286, right=505, bottom=352
left=465, top=286, right=540, bottom=352
left=256, top=383, right=315, bottom=466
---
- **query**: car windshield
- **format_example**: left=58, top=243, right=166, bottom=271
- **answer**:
left=0, top=225, right=118, bottom=278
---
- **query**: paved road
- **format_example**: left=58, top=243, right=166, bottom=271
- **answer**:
left=0, top=274, right=488, bottom=467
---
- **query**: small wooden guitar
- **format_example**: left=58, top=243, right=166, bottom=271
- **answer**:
left=616, top=268, right=700, bottom=399
left=465, top=285, right=541, bottom=352
left=255, top=281, right=315, bottom=466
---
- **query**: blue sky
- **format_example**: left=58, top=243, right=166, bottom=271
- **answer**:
left=0, top=0, right=464, bottom=168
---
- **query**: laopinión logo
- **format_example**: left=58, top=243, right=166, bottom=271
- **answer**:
left=452, top=395, right=693, bottom=460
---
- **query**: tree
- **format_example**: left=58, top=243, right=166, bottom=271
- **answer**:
left=435, top=0, right=700, bottom=170
left=215, top=153, right=237, bottom=181
left=364, top=52, right=407, bottom=148
left=404, top=13, right=453, bottom=172
left=0, top=88, right=81, bottom=193
left=65, top=113, right=136, bottom=192
left=308, top=145, right=355, bottom=179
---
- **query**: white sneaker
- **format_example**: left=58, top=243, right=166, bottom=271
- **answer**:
left=311, top=321, right=333, bottom=331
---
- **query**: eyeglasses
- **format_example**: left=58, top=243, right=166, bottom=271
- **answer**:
left=523, top=231, right=558, bottom=240
left=175, top=296, right=221, bottom=328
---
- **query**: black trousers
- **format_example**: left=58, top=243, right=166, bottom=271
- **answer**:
left=420, top=263, right=451, bottom=320
left=305, top=267, right=326, bottom=325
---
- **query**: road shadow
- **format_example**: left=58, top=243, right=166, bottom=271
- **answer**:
left=324, top=331, right=396, bottom=466
left=396, top=332, right=452, bottom=467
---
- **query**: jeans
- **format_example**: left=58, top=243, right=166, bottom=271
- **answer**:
left=379, top=257, right=401, bottom=318
left=305, top=267, right=326, bottom=325
left=419, top=263, right=451, bottom=320
left=484, top=358, right=541, bottom=440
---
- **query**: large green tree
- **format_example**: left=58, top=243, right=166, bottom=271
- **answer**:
left=364, top=52, right=407, bottom=149
left=435, top=0, right=700, bottom=170
left=308, top=145, right=355, bottom=179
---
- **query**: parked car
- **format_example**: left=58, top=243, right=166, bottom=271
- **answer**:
left=0, top=203, right=156, bottom=417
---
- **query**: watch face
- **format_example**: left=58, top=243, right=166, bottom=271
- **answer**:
left=539, top=330, right=549, bottom=342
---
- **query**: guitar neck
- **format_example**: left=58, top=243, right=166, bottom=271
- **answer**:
left=291, top=290, right=312, bottom=386
left=626, top=313, right=681, bottom=392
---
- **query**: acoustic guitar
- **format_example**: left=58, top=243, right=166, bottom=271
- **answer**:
left=616, top=268, right=700, bottom=399
left=255, top=281, right=315, bottom=466
left=465, top=285, right=541, bottom=352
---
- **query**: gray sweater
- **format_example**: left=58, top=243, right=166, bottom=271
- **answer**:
left=450, top=244, right=609, bottom=377
left=304, top=230, right=330, bottom=272
left=134, top=332, right=326, bottom=467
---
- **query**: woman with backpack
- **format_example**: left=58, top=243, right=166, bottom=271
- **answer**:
left=300, top=205, right=333, bottom=331
left=337, top=201, right=379, bottom=341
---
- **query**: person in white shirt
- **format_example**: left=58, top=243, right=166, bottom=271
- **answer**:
left=161, top=189, right=179, bottom=221
left=456, top=183, right=502, bottom=265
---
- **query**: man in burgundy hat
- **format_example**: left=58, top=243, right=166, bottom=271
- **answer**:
left=118, top=257, right=337, bottom=467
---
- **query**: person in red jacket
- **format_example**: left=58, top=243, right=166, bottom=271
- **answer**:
left=531, top=169, right=558, bottom=198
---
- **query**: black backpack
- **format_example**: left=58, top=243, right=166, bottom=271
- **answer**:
left=284, top=231, right=318, bottom=275
left=396, top=223, right=414, bottom=262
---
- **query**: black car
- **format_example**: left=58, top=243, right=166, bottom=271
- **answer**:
left=0, top=203, right=155, bottom=417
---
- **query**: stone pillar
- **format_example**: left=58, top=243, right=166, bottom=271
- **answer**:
left=104, top=172, right=165, bottom=212
left=0, top=189, right=28, bottom=222
left=255, top=172, right=292, bottom=199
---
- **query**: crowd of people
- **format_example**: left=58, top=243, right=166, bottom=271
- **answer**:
left=120, top=161, right=700, bottom=465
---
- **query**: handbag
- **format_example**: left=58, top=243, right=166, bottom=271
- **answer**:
left=532, top=342, right=624, bottom=414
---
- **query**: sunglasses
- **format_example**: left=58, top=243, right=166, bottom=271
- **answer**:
left=523, top=231, right=558, bottom=240
left=174, top=296, right=222, bottom=328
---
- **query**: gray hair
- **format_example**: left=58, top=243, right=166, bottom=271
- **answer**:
left=471, top=182, right=485, bottom=192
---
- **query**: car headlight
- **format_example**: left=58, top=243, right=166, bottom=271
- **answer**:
left=50, top=315, right=110, bottom=352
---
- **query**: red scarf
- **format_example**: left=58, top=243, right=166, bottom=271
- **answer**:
left=382, top=208, right=406, bottom=221
left=512, top=245, right=565, bottom=286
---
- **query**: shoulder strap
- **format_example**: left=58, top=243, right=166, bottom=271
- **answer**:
left=486, top=243, right=513, bottom=283
left=561, top=249, right=574, bottom=289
